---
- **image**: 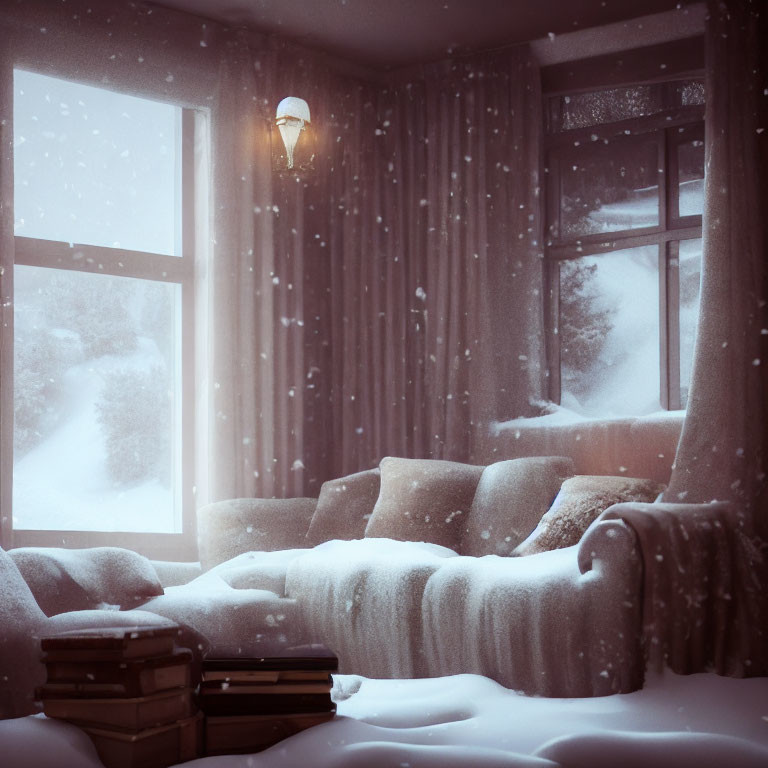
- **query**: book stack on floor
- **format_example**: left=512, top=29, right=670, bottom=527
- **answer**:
left=37, top=625, right=201, bottom=768
left=200, top=645, right=338, bottom=755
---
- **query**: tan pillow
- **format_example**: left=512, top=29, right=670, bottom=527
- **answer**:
left=364, top=457, right=484, bottom=551
left=461, top=456, right=575, bottom=557
left=513, top=475, right=665, bottom=556
left=197, top=498, right=317, bottom=570
left=305, top=468, right=381, bottom=546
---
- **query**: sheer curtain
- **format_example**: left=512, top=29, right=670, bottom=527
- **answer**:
left=663, top=0, right=768, bottom=538
left=206, top=37, right=385, bottom=500
left=206, top=36, right=281, bottom=503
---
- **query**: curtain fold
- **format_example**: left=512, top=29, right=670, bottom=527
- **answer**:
left=663, top=0, right=768, bottom=540
left=208, top=36, right=281, bottom=502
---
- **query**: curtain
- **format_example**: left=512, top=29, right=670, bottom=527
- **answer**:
left=329, top=47, right=546, bottom=476
left=663, top=0, right=768, bottom=540
left=206, top=37, right=384, bottom=500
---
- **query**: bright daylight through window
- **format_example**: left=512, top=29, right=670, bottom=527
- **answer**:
left=545, top=80, right=704, bottom=417
left=12, top=69, right=188, bottom=535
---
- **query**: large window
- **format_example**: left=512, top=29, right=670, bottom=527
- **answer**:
left=11, top=69, right=197, bottom=556
left=544, top=80, right=704, bottom=417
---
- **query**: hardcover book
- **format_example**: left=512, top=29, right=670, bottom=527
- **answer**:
left=201, top=644, right=338, bottom=674
left=204, top=711, right=335, bottom=755
left=41, top=625, right=179, bottom=662
left=201, top=669, right=332, bottom=684
left=198, top=692, right=335, bottom=718
left=40, top=688, right=194, bottom=731
left=42, top=649, right=192, bottom=698
left=200, top=679, right=332, bottom=696
left=81, top=712, right=202, bottom=768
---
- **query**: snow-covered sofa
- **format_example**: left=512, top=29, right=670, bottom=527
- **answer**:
left=155, top=454, right=665, bottom=698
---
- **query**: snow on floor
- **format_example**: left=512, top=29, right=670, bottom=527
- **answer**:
left=2, top=670, right=767, bottom=768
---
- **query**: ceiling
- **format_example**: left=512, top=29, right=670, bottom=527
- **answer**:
left=151, top=0, right=691, bottom=70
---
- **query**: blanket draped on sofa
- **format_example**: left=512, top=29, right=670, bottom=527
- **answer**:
left=604, top=502, right=768, bottom=679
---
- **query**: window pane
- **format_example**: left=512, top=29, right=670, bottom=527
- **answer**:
left=678, top=238, right=702, bottom=408
left=13, top=69, right=180, bottom=255
left=549, top=84, right=665, bottom=132
left=13, top=266, right=181, bottom=532
left=678, top=138, right=705, bottom=217
left=547, top=80, right=704, bottom=133
left=676, top=80, right=705, bottom=106
left=559, top=245, right=660, bottom=416
left=557, top=140, right=659, bottom=238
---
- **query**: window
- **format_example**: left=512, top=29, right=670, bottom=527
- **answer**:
left=544, top=79, right=704, bottom=416
left=11, top=69, right=197, bottom=557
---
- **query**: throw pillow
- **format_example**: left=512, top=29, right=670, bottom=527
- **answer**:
left=8, top=546, right=165, bottom=617
left=305, top=468, right=381, bottom=546
left=461, top=456, right=575, bottom=556
left=197, top=497, right=317, bottom=570
left=364, top=457, right=484, bottom=551
left=512, top=475, right=665, bottom=556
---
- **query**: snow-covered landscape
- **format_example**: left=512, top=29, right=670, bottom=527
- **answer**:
left=2, top=670, right=767, bottom=767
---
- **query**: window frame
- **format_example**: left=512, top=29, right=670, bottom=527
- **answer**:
left=5, top=75, right=199, bottom=561
left=544, top=93, right=705, bottom=414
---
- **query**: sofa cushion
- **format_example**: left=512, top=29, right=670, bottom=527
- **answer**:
left=8, top=546, right=165, bottom=617
left=285, top=538, right=458, bottom=678
left=208, top=549, right=309, bottom=597
left=197, top=497, right=317, bottom=570
left=139, top=576, right=303, bottom=657
left=513, top=475, right=664, bottom=556
left=364, top=457, right=484, bottom=551
left=305, top=468, right=381, bottom=546
left=461, top=456, right=575, bottom=556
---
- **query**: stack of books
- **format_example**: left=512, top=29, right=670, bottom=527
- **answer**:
left=37, top=625, right=201, bottom=768
left=200, top=645, right=338, bottom=755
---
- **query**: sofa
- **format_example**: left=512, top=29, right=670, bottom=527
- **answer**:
left=2, top=416, right=764, bottom=720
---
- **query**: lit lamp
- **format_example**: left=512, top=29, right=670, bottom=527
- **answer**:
left=274, top=96, right=314, bottom=174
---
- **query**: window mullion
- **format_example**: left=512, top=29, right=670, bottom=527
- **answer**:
left=14, top=236, right=189, bottom=283
left=667, top=240, right=682, bottom=410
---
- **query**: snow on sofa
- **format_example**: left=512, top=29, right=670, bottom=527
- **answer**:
left=189, top=455, right=664, bottom=696
left=3, top=436, right=763, bottom=720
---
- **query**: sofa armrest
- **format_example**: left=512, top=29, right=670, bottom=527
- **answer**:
left=197, top=497, right=317, bottom=571
left=577, top=516, right=640, bottom=577
left=600, top=501, right=768, bottom=677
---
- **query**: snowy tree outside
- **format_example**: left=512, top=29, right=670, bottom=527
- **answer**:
left=559, top=246, right=660, bottom=416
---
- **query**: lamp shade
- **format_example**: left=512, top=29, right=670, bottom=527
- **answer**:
left=275, top=97, right=311, bottom=124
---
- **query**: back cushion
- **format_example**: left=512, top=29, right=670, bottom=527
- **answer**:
left=8, top=546, right=165, bottom=616
left=461, top=456, right=575, bottom=557
left=513, top=474, right=665, bottom=556
left=305, top=468, right=381, bottom=546
left=197, top=497, right=317, bottom=570
left=364, top=457, right=484, bottom=551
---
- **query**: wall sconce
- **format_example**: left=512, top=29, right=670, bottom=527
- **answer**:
left=273, top=96, right=315, bottom=176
